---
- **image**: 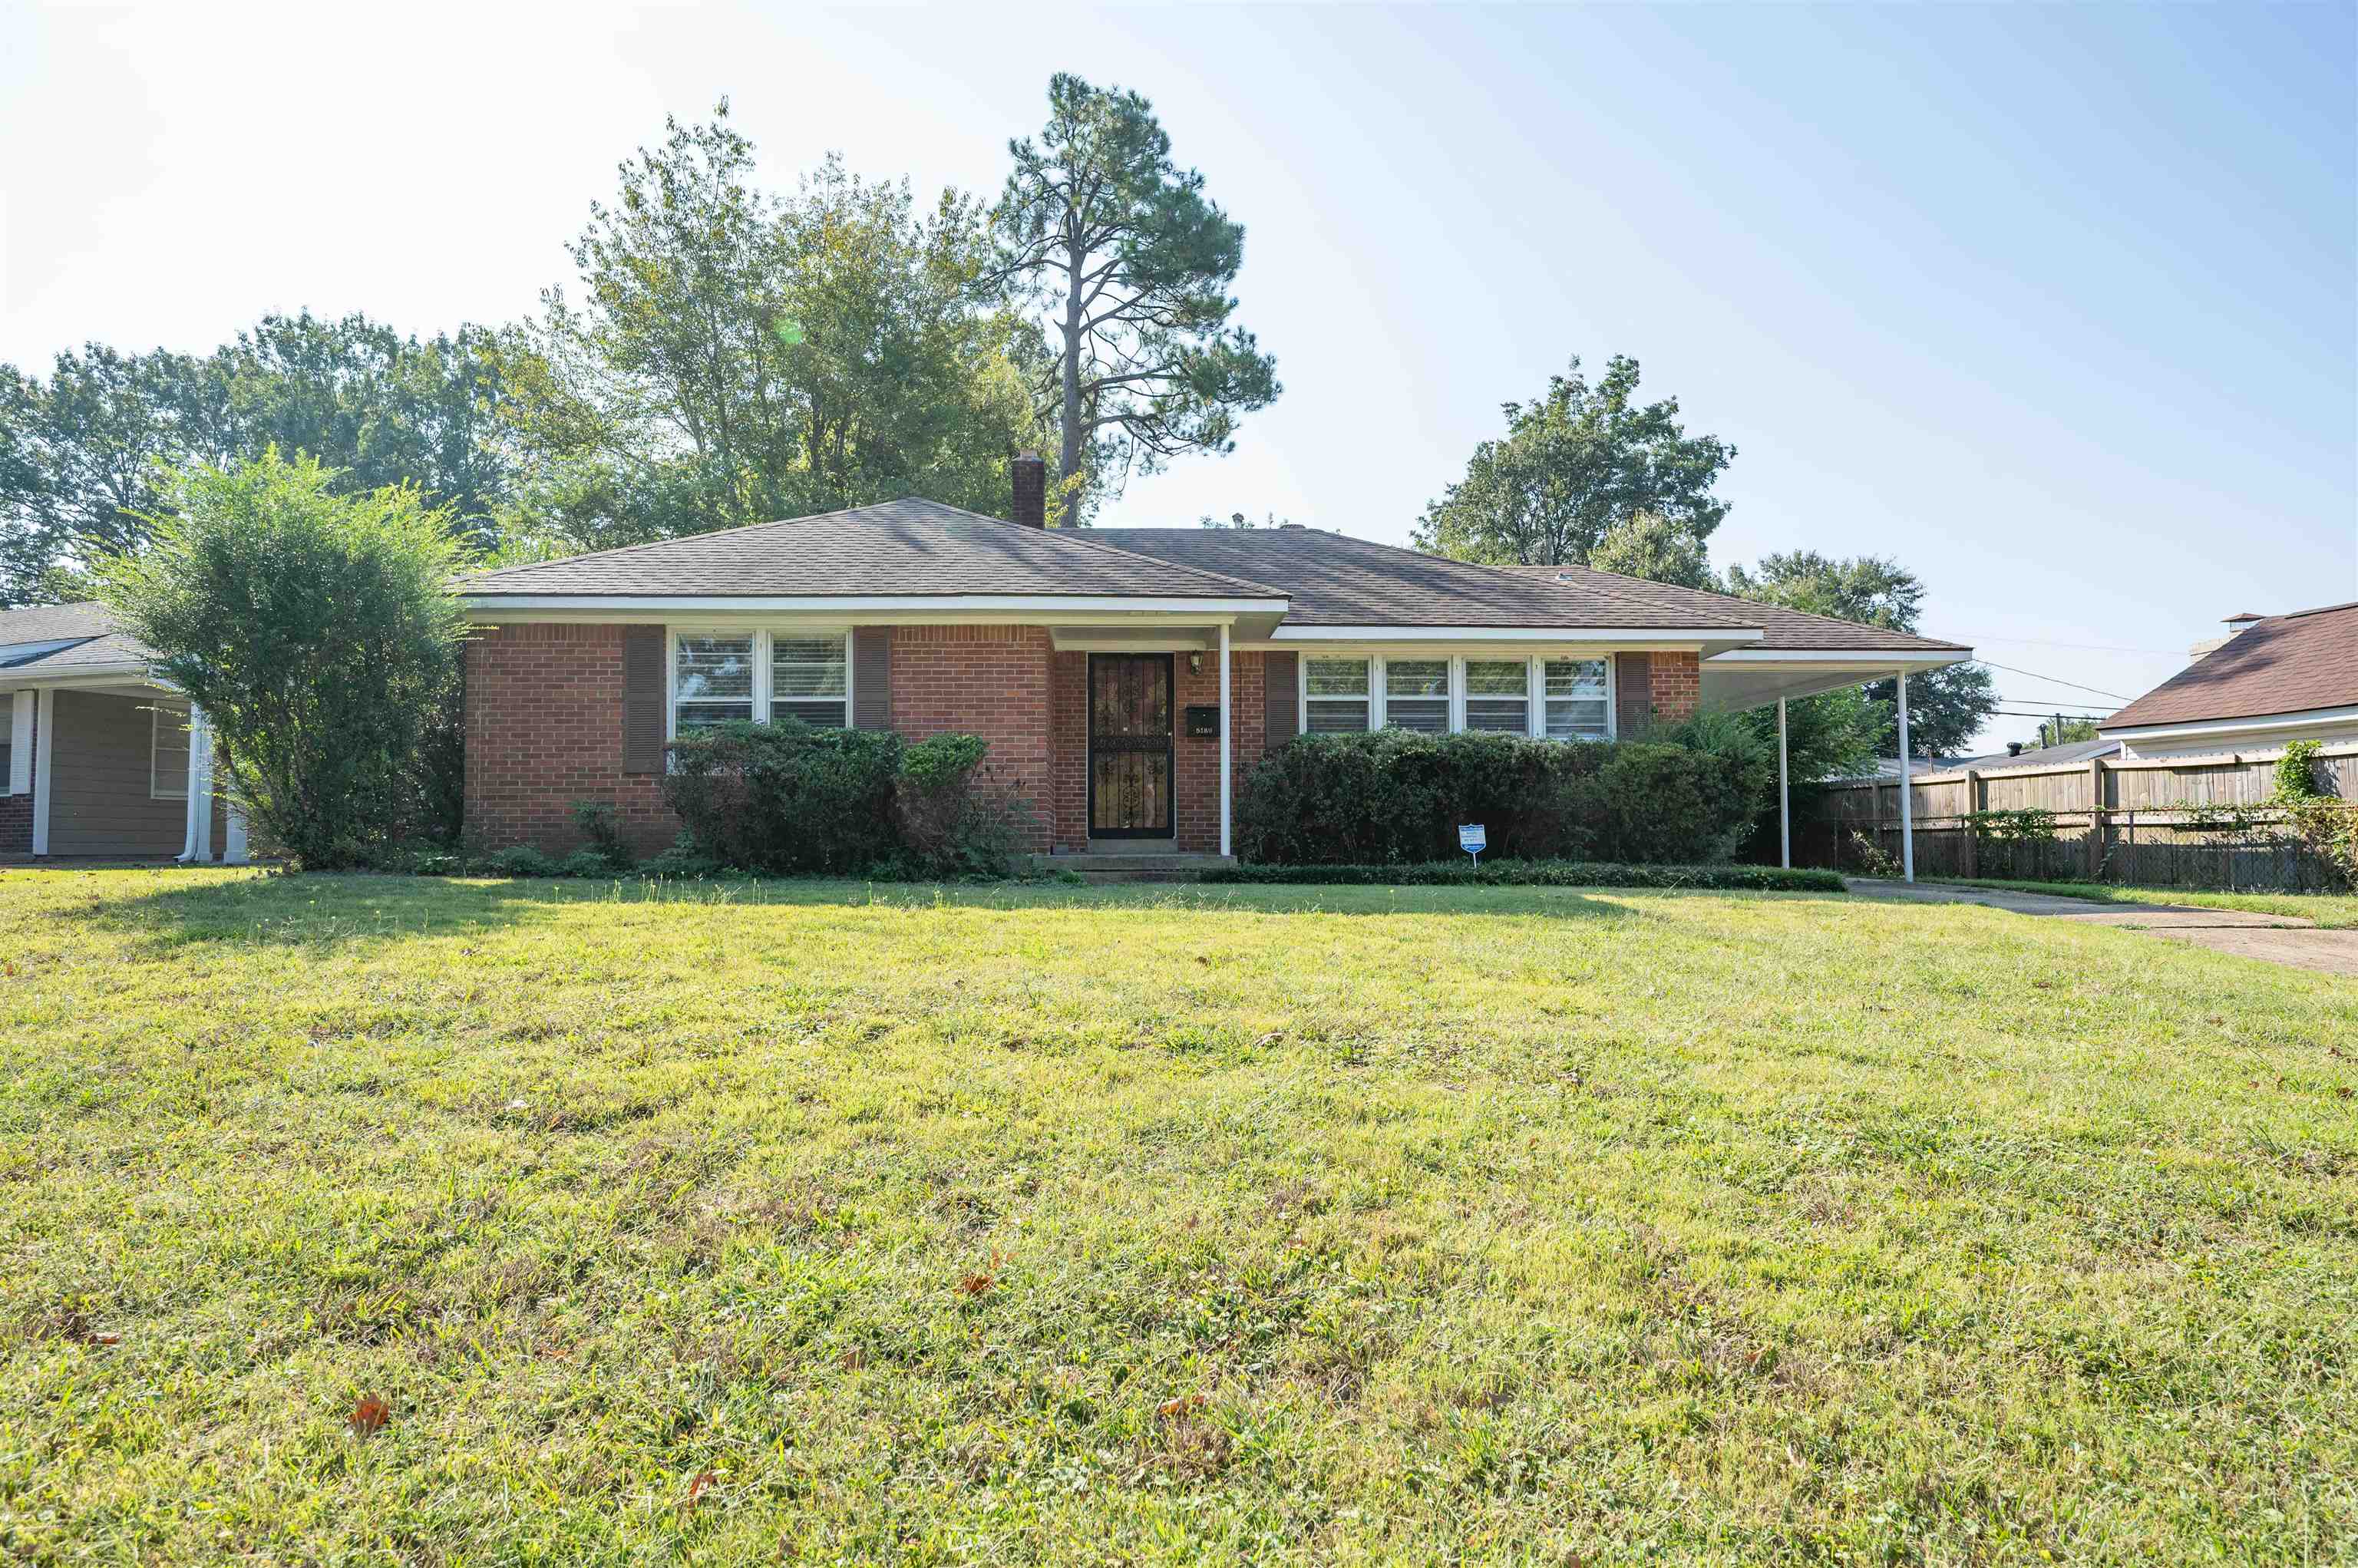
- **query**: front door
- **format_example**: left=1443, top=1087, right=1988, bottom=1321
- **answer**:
left=1088, top=654, right=1174, bottom=838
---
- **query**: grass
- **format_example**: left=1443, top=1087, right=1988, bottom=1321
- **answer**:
left=2, top=868, right=2353, bottom=1564
left=1934, top=876, right=2358, bottom=929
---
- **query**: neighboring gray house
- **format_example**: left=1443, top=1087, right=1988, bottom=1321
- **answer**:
left=0, top=602, right=244, bottom=862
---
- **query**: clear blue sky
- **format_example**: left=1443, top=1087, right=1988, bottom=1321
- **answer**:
left=4, top=2, right=2351, bottom=750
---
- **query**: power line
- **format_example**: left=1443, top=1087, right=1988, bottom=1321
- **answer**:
left=1967, top=659, right=2136, bottom=702
left=1975, top=635, right=2185, bottom=656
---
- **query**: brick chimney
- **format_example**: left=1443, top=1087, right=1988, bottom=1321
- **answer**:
left=1012, top=451, right=1046, bottom=527
left=2189, top=610, right=2266, bottom=662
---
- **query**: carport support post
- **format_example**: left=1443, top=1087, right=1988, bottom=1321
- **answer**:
left=1776, top=697, right=1791, bottom=869
left=30, top=688, right=53, bottom=857
left=179, top=705, right=213, bottom=863
left=1217, top=621, right=1232, bottom=859
left=1895, top=670, right=1914, bottom=883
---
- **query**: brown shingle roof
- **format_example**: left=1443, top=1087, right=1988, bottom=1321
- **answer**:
left=1490, top=564, right=1971, bottom=653
left=464, top=499, right=1284, bottom=601
left=1088, top=529, right=1764, bottom=629
left=0, top=600, right=114, bottom=649
left=2103, top=602, right=2358, bottom=730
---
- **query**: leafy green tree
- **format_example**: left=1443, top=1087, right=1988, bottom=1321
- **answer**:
left=89, top=452, right=471, bottom=866
left=2026, top=716, right=2101, bottom=750
left=1, top=315, right=521, bottom=605
left=1586, top=510, right=1715, bottom=589
left=510, top=105, right=1046, bottom=551
left=1726, top=549, right=1996, bottom=756
left=1415, top=355, right=1734, bottom=566
left=992, top=74, right=1280, bottom=513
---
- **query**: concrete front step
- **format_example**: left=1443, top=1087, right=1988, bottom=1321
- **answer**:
left=1037, top=851, right=1236, bottom=883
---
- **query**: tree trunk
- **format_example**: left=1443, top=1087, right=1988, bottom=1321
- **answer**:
left=1058, top=233, right=1084, bottom=491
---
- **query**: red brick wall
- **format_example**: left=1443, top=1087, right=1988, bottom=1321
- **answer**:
left=890, top=626, right=1054, bottom=854
left=1174, top=649, right=1263, bottom=853
left=1649, top=651, right=1702, bottom=724
left=464, top=624, right=676, bottom=857
left=0, top=698, right=33, bottom=854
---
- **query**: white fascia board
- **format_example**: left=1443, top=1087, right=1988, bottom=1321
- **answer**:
left=0, top=662, right=162, bottom=690
left=463, top=593, right=1286, bottom=619
left=1268, top=625, right=1757, bottom=644
left=2100, top=704, right=2358, bottom=742
left=0, top=637, right=93, bottom=665
left=1706, top=648, right=1970, bottom=666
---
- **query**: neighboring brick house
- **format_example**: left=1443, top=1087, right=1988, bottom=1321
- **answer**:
left=460, top=457, right=1971, bottom=863
left=2101, top=602, right=2358, bottom=764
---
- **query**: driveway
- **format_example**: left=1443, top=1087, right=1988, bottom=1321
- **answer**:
left=1846, top=879, right=2358, bottom=978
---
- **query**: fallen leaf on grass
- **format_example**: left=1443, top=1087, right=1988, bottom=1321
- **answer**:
left=686, top=1469, right=717, bottom=1509
left=348, top=1394, right=391, bottom=1436
left=1158, top=1393, right=1208, bottom=1418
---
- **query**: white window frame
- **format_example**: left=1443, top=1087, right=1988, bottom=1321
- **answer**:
left=1378, top=655, right=1452, bottom=734
left=150, top=702, right=190, bottom=800
left=1300, top=655, right=1374, bottom=734
left=767, top=634, right=852, bottom=728
left=0, top=692, right=19, bottom=797
left=665, top=628, right=854, bottom=741
left=1541, top=656, right=1615, bottom=742
left=1299, top=652, right=1617, bottom=741
left=1462, top=657, right=1533, bottom=734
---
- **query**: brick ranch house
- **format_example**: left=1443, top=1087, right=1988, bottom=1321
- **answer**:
left=461, top=457, right=1971, bottom=871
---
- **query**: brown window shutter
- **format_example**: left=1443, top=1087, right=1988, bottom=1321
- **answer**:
left=623, top=626, right=665, bottom=773
left=1262, top=651, right=1297, bottom=754
left=852, top=627, right=890, bottom=730
left=1614, top=652, right=1652, bottom=736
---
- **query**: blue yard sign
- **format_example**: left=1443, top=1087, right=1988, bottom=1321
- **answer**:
left=1458, top=823, right=1486, bottom=865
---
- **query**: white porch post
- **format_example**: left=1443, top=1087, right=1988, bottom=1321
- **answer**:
left=1776, top=697, right=1791, bottom=870
left=1217, top=622, right=1232, bottom=859
left=6, top=692, right=30, bottom=796
left=179, top=704, right=213, bottom=863
left=31, top=688, right=54, bottom=857
left=1895, top=670, right=1914, bottom=883
left=223, top=807, right=249, bottom=867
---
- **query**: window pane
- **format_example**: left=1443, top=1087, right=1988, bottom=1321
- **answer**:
left=152, top=706, right=190, bottom=798
left=1544, top=659, right=1608, bottom=698
left=675, top=634, right=754, bottom=731
left=1384, top=660, right=1448, bottom=698
left=1305, top=700, right=1369, bottom=734
left=1385, top=700, right=1448, bottom=734
left=1545, top=700, right=1610, bottom=740
left=1466, top=660, right=1527, bottom=696
left=1304, top=658, right=1369, bottom=697
left=771, top=636, right=847, bottom=697
left=1465, top=699, right=1528, bottom=732
left=772, top=699, right=847, bottom=729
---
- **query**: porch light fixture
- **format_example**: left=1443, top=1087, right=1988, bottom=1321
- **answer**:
left=1188, top=652, right=1204, bottom=675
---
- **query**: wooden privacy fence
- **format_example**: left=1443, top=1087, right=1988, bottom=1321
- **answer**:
left=1802, top=741, right=2356, bottom=892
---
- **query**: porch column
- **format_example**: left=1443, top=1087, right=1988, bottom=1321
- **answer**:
left=1895, top=670, right=1914, bottom=883
left=179, top=704, right=214, bottom=863
left=31, top=688, right=54, bottom=857
left=1776, top=697, right=1791, bottom=870
left=223, top=807, right=249, bottom=867
left=1217, top=622, right=1232, bottom=859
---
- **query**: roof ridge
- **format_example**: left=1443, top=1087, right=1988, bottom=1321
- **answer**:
left=467, top=498, right=1289, bottom=599
left=1313, top=532, right=1765, bottom=627
left=1500, top=561, right=1970, bottom=651
left=1484, top=560, right=1762, bottom=628
left=2277, top=599, right=2358, bottom=622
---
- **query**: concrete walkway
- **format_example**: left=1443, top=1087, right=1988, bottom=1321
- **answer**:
left=1845, top=879, right=2358, bottom=978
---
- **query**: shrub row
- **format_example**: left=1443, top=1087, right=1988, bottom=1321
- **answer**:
left=1233, top=727, right=1768, bottom=867
left=1200, top=860, right=1845, bottom=892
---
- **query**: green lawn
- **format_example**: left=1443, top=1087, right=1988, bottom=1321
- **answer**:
left=2, top=870, right=2352, bottom=1564
left=1934, top=876, right=2358, bottom=929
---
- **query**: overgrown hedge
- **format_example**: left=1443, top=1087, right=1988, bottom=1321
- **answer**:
left=1200, top=860, right=1844, bottom=892
left=659, top=720, right=1035, bottom=878
left=1233, top=728, right=1767, bottom=867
